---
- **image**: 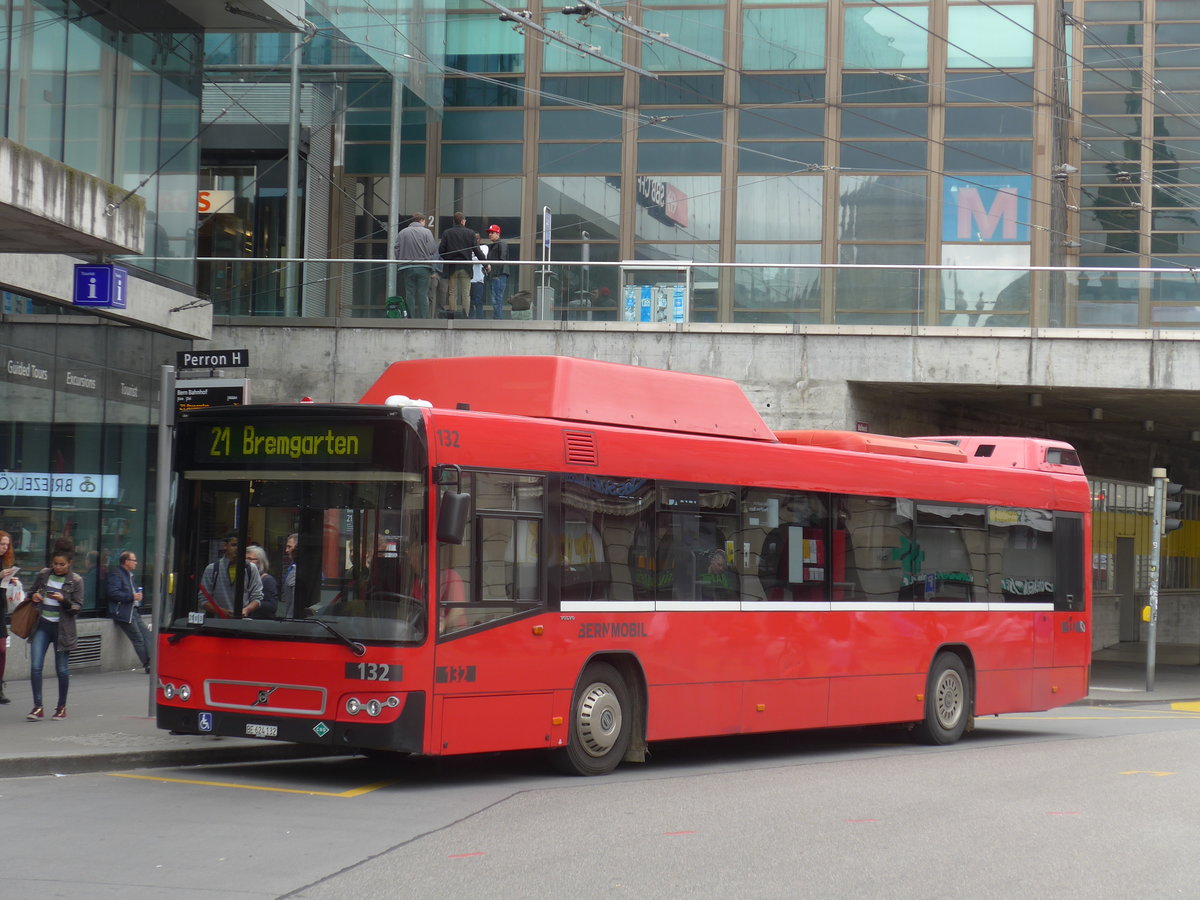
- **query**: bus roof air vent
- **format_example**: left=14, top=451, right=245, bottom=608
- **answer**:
left=564, top=430, right=599, bottom=466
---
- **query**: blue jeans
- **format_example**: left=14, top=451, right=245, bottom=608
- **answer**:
left=30, top=618, right=69, bottom=709
left=115, top=613, right=152, bottom=669
left=469, top=280, right=486, bottom=318
left=490, top=273, right=508, bottom=319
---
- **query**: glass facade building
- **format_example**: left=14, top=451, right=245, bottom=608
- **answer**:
left=196, top=0, right=1200, bottom=327
left=0, top=1, right=204, bottom=619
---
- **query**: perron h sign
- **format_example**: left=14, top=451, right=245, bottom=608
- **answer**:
left=73, top=264, right=128, bottom=309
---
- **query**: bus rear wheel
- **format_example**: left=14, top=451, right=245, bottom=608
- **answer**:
left=557, top=662, right=631, bottom=776
left=913, top=652, right=970, bottom=745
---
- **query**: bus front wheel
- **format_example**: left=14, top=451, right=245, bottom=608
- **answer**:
left=913, top=652, right=970, bottom=745
left=557, top=662, right=632, bottom=776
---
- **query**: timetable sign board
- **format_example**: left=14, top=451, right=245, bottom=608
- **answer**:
left=176, top=378, right=248, bottom=413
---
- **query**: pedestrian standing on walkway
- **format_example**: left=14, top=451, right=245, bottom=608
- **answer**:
left=485, top=224, right=510, bottom=319
left=27, top=549, right=83, bottom=721
left=437, top=212, right=485, bottom=317
left=469, top=232, right=489, bottom=319
left=0, top=529, right=20, bottom=704
left=394, top=212, right=438, bottom=318
left=106, top=550, right=152, bottom=673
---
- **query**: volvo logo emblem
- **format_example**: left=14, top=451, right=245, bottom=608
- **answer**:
left=253, top=686, right=279, bottom=706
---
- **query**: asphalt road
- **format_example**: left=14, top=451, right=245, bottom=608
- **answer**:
left=3, top=701, right=1199, bottom=899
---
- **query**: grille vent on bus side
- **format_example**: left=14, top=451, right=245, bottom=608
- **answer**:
left=564, top=430, right=599, bottom=466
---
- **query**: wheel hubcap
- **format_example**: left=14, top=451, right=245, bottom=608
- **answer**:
left=934, top=670, right=964, bottom=729
left=576, top=681, right=622, bottom=757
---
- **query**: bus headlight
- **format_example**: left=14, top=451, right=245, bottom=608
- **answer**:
left=346, top=698, right=361, bottom=715
left=366, top=699, right=382, bottom=717
left=162, top=683, right=175, bottom=700
left=178, top=684, right=191, bottom=702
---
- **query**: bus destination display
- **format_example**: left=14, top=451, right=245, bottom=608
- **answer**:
left=196, top=423, right=375, bottom=463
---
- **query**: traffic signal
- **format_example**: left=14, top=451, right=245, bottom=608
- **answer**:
left=1163, top=480, right=1184, bottom=534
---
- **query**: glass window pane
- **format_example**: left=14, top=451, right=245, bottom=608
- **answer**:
left=538, top=142, right=621, bottom=173
left=742, top=8, right=826, bottom=70
left=943, top=141, right=1032, bottom=173
left=640, top=74, right=724, bottom=104
left=734, top=244, right=823, bottom=324
left=537, top=177, right=622, bottom=242
left=839, top=175, right=927, bottom=240
left=440, top=143, right=523, bottom=174
left=740, top=107, right=825, bottom=139
left=840, top=140, right=927, bottom=171
left=544, top=16, right=622, bottom=72
left=946, top=72, right=1034, bottom=103
left=437, top=177, right=523, bottom=225
left=638, top=108, right=725, bottom=140
left=947, top=7, right=1034, bottom=68
left=842, top=107, right=927, bottom=138
left=834, top=245, right=925, bottom=324
left=741, top=73, right=826, bottom=104
left=637, top=142, right=722, bottom=172
left=945, top=107, right=1032, bottom=138
left=632, top=175, right=720, bottom=241
left=843, top=6, right=929, bottom=70
left=541, top=76, right=623, bottom=106
left=842, top=73, right=929, bottom=103
left=445, top=14, right=524, bottom=73
left=443, top=110, right=523, bottom=140
left=737, top=175, right=823, bottom=241
left=540, top=109, right=622, bottom=140
left=939, top=244, right=1032, bottom=326
left=642, top=9, right=725, bottom=71
left=738, top=141, right=824, bottom=172
left=1084, top=1, right=1143, bottom=21
left=443, top=76, right=523, bottom=107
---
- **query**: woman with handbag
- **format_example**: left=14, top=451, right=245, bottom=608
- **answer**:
left=26, top=548, right=83, bottom=721
left=0, top=529, right=20, bottom=705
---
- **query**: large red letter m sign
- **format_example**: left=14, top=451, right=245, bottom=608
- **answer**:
left=955, top=186, right=1018, bottom=240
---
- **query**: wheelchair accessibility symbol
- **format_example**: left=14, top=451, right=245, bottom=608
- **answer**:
left=198, top=712, right=213, bottom=732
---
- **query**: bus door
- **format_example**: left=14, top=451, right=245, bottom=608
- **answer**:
left=432, top=472, right=551, bottom=755
left=1051, top=514, right=1089, bottom=669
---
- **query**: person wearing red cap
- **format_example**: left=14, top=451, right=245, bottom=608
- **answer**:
left=486, top=224, right=510, bottom=319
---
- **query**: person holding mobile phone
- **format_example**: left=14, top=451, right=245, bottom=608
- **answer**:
left=27, top=548, right=83, bottom=721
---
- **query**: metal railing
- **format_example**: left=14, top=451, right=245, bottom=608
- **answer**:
left=198, top=257, right=1200, bottom=329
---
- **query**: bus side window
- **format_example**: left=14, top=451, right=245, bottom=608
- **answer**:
left=836, top=495, right=912, bottom=602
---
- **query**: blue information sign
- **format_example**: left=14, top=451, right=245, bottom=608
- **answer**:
left=73, top=264, right=128, bottom=309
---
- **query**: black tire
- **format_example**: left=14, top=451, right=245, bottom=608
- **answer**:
left=556, top=662, right=632, bottom=776
left=912, top=652, right=971, bottom=745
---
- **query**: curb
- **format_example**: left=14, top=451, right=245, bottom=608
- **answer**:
left=1, top=742, right=347, bottom=779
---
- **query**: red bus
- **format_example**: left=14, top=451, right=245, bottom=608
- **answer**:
left=156, top=356, right=1091, bottom=775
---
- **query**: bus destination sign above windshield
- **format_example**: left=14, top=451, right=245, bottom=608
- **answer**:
left=197, top=423, right=375, bottom=464
left=177, top=349, right=249, bottom=369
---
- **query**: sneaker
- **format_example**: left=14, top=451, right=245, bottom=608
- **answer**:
left=26, top=707, right=43, bottom=721
left=52, top=706, right=66, bottom=721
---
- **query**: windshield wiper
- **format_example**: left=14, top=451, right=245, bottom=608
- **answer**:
left=281, top=616, right=366, bottom=656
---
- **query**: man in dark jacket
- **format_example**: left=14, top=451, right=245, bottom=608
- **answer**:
left=437, top=211, right=484, bottom=317
left=106, top=550, right=152, bottom=673
left=485, top=224, right=510, bottom=319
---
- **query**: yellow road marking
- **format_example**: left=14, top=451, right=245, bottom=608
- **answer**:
left=107, top=772, right=398, bottom=797
left=1121, top=770, right=1175, bottom=776
left=1171, top=701, right=1200, bottom=712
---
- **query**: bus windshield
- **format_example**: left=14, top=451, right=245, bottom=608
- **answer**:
left=168, top=411, right=429, bottom=643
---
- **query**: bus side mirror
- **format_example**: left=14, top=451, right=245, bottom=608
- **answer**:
left=437, top=491, right=470, bottom=544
